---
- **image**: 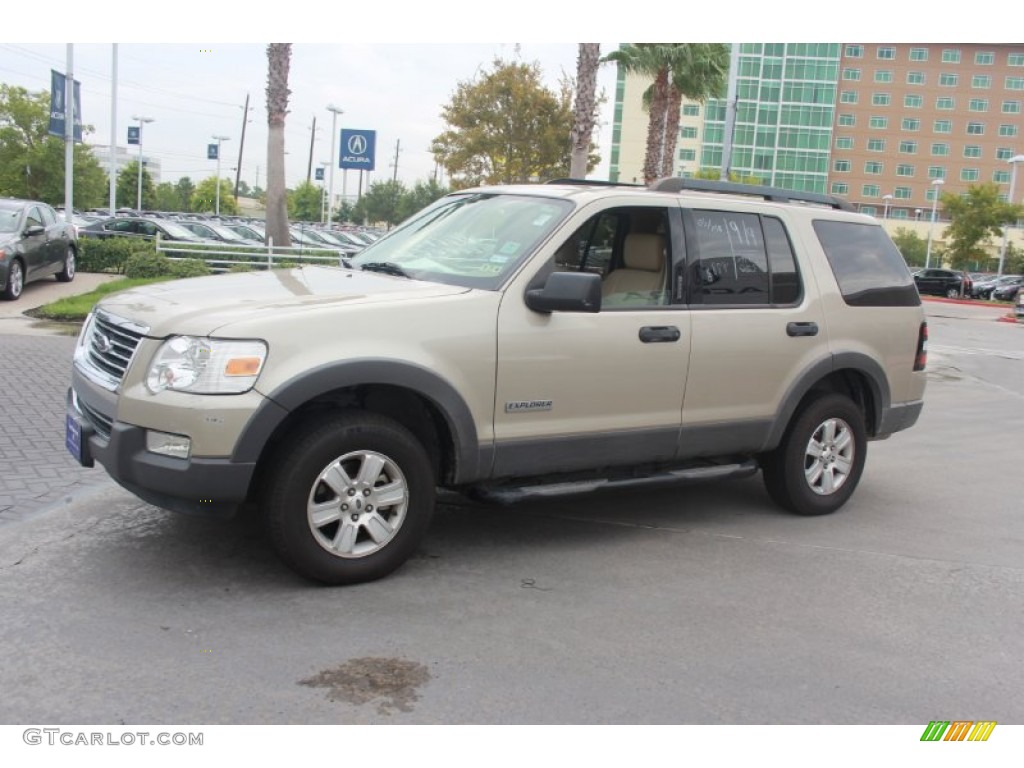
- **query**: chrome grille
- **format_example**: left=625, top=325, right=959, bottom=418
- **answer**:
left=74, top=391, right=113, bottom=441
left=76, top=310, right=149, bottom=391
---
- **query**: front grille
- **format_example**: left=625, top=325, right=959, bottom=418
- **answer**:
left=75, top=393, right=113, bottom=441
left=76, top=310, right=149, bottom=391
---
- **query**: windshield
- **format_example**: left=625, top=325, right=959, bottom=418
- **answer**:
left=351, top=193, right=573, bottom=290
left=0, top=206, right=21, bottom=233
left=208, top=224, right=248, bottom=241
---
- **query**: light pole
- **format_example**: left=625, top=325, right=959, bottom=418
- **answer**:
left=925, top=178, right=945, bottom=269
left=131, top=115, right=153, bottom=212
left=326, top=104, right=344, bottom=228
left=997, top=154, right=1024, bottom=276
left=882, top=194, right=893, bottom=219
left=211, top=135, right=230, bottom=216
left=319, top=161, right=330, bottom=223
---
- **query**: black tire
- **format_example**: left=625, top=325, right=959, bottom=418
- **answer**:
left=262, top=411, right=436, bottom=585
left=56, top=246, right=76, bottom=282
left=945, top=286, right=959, bottom=298
left=761, top=393, right=867, bottom=516
left=2, top=259, right=24, bottom=301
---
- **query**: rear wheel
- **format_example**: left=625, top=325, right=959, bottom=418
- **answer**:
left=2, top=259, right=24, bottom=300
left=56, top=246, right=76, bottom=282
left=945, top=286, right=959, bottom=298
left=262, top=411, right=436, bottom=585
left=762, top=393, right=867, bottom=516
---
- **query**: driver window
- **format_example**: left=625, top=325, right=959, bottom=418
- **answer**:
left=545, top=206, right=671, bottom=308
left=26, top=207, right=44, bottom=229
left=138, top=221, right=158, bottom=237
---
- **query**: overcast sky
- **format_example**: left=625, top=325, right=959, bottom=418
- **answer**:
left=1, top=3, right=1008, bottom=200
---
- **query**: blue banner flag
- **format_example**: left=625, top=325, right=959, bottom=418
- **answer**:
left=127, top=126, right=140, bottom=145
left=315, top=167, right=325, bottom=181
left=48, top=70, right=83, bottom=142
left=339, top=129, right=376, bottom=171
left=207, top=144, right=219, bottom=160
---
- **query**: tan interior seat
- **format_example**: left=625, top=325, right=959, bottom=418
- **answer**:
left=602, top=233, right=667, bottom=303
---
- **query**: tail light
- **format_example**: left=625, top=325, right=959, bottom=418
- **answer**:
left=914, top=321, right=928, bottom=371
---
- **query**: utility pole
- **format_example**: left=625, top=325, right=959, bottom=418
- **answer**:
left=392, top=138, right=401, bottom=183
left=234, top=93, right=250, bottom=203
left=307, top=116, right=316, bottom=183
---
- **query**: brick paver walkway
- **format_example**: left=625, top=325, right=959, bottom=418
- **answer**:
left=0, top=334, right=111, bottom=524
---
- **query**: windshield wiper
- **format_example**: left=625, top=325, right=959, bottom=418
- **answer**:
left=360, top=261, right=411, bottom=278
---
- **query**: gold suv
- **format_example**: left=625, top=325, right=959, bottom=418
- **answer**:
left=67, top=179, right=927, bottom=584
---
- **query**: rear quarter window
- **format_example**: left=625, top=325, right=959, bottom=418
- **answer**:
left=812, top=220, right=920, bottom=307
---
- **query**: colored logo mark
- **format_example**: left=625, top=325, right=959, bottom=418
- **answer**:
left=920, top=721, right=996, bottom=742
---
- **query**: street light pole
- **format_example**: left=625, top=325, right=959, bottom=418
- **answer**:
left=212, top=135, right=230, bottom=216
left=326, top=104, right=344, bottom=228
left=997, top=154, right=1024, bottom=276
left=883, top=194, right=893, bottom=219
left=132, top=115, right=153, bottom=211
left=925, top=178, right=945, bottom=269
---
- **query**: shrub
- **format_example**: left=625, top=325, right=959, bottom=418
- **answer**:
left=169, top=259, right=213, bottom=278
left=125, top=251, right=174, bottom=279
left=229, top=263, right=256, bottom=273
left=77, top=238, right=156, bottom=274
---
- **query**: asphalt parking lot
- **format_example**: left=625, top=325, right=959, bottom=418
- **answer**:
left=0, top=297, right=1021, bottom=725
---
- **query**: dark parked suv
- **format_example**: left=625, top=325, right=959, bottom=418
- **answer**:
left=913, top=268, right=971, bottom=298
left=0, top=198, right=77, bottom=300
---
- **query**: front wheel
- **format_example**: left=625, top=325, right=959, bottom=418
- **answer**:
left=2, top=259, right=24, bottom=300
left=762, top=393, right=867, bottom=516
left=56, top=246, right=76, bottom=282
left=262, top=411, right=436, bottom=585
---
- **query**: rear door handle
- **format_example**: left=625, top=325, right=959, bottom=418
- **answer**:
left=639, top=325, right=681, bottom=343
left=787, top=322, right=819, bottom=337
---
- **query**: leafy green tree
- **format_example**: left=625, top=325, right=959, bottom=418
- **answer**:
left=153, top=182, right=181, bottom=212
left=116, top=160, right=155, bottom=210
left=431, top=58, right=589, bottom=187
left=236, top=179, right=252, bottom=197
left=941, top=183, right=1024, bottom=269
left=0, top=84, right=106, bottom=208
left=356, top=180, right=406, bottom=227
left=334, top=199, right=357, bottom=224
left=397, top=178, right=449, bottom=221
left=175, top=177, right=195, bottom=211
left=891, top=227, right=927, bottom=267
left=1004, top=241, right=1024, bottom=274
left=288, top=180, right=322, bottom=222
left=692, top=168, right=762, bottom=185
left=190, top=176, right=239, bottom=215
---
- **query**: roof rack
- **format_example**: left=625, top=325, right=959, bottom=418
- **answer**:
left=544, top=178, right=644, bottom=188
left=648, top=177, right=856, bottom=212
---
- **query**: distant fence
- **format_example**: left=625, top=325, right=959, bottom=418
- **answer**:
left=155, top=234, right=348, bottom=272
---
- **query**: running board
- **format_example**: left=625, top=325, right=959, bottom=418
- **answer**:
left=470, top=460, right=759, bottom=505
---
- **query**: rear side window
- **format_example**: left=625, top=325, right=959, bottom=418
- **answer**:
left=689, top=210, right=802, bottom=306
left=812, top=220, right=920, bottom=307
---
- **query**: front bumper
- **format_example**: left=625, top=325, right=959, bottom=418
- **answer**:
left=67, top=387, right=256, bottom=518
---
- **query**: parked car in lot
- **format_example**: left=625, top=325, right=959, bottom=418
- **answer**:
left=991, top=275, right=1024, bottom=301
left=1016, top=290, right=1024, bottom=321
left=0, top=198, right=77, bottom=300
left=970, top=273, right=1018, bottom=299
left=179, top=221, right=262, bottom=247
left=913, top=268, right=971, bottom=298
left=80, top=217, right=208, bottom=244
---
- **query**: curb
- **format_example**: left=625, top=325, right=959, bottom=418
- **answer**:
left=996, top=314, right=1020, bottom=324
left=921, top=296, right=1012, bottom=309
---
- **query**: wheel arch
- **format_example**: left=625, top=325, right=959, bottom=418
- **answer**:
left=234, top=359, right=486, bottom=487
left=765, top=353, right=890, bottom=450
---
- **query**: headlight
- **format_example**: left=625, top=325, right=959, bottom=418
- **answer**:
left=73, top=310, right=96, bottom=363
left=145, top=336, right=267, bottom=394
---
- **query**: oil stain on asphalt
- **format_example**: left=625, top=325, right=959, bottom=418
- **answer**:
left=299, top=657, right=431, bottom=715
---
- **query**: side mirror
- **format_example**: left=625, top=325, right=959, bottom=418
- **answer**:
left=525, top=271, right=602, bottom=314
left=23, top=225, right=45, bottom=237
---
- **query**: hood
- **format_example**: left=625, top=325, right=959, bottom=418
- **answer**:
left=96, top=265, right=471, bottom=337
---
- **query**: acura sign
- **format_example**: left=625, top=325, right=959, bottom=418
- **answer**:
left=339, top=129, right=376, bottom=171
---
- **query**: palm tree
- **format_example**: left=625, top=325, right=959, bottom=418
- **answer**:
left=604, top=44, right=673, bottom=184
left=265, top=43, right=292, bottom=248
left=605, top=44, right=729, bottom=184
left=569, top=43, right=601, bottom=179
left=660, top=44, right=729, bottom=178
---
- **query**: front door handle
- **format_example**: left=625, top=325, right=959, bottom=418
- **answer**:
left=787, top=322, right=819, bottom=337
left=639, top=325, right=681, bottom=343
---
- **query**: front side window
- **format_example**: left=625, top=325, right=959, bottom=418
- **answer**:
left=351, top=193, right=573, bottom=290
